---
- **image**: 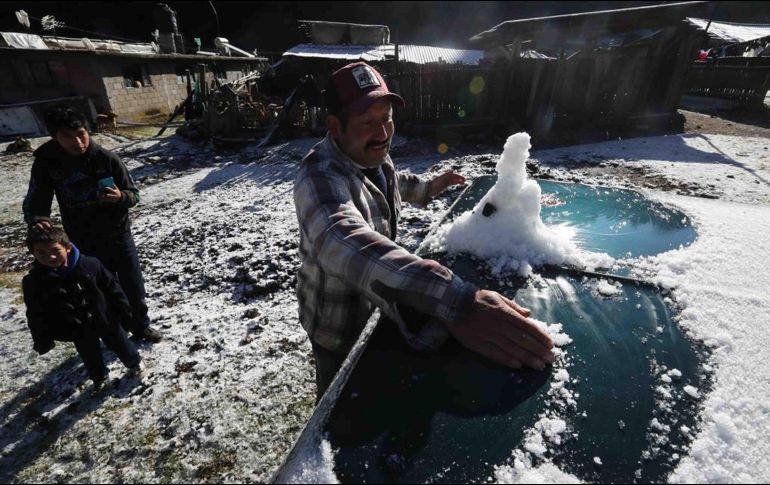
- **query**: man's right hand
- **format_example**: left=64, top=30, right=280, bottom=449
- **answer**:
left=444, top=289, right=555, bottom=371
left=33, top=220, right=52, bottom=232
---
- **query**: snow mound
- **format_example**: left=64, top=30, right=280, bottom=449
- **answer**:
left=424, top=133, right=611, bottom=277
left=495, top=450, right=582, bottom=484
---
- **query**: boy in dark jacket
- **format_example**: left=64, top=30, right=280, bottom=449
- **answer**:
left=22, top=107, right=161, bottom=342
left=22, top=226, right=142, bottom=387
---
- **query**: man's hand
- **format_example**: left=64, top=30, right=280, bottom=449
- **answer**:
left=428, top=170, right=466, bottom=198
left=444, top=289, right=555, bottom=371
left=98, top=186, right=122, bottom=204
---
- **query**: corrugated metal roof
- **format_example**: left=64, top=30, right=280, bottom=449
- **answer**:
left=283, top=44, right=484, bottom=65
left=687, top=18, right=770, bottom=44
left=398, top=45, right=484, bottom=65
left=283, top=44, right=388, bottom=62
left=470, top=1, right=709, bottom=46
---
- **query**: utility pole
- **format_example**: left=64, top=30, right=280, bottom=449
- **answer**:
left=209, top=1, right=220, bottom=37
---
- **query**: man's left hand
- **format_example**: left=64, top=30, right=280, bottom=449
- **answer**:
left=429, top=170, right=466, bottom=198
left=98, top=186, right=123, bottom=204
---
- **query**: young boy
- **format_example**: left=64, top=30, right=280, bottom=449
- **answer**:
left=22, top=106, right=161, bottom=342
left=22, top=226, right=142, bottom=388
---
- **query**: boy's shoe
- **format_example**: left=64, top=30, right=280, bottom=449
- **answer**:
left=92, top=375, right=107, bottom=394
left=135, top=326, right=162, bottom=343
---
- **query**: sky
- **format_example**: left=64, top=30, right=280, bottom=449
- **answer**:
left=2, top=1, right=769, bottom=55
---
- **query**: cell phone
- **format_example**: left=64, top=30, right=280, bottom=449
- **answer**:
left=97, top=177, right=116, bottom=191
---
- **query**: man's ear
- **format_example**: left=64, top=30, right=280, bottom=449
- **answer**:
left=65, top=243, right=73, bottom=254
left=326, top=114, right=342, bottom=138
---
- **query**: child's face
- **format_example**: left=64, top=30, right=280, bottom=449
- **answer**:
left=54, top=127, right=90, bottom=156
left=31, top=242, right=72, bottom=268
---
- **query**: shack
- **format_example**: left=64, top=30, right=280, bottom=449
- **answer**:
left=464, top=1, right=713, bottom=141
left=685, top=18, right=770, bottom=107
left=0, top=31, right=268, bottom=136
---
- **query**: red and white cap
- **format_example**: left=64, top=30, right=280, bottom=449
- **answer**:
left=331, top=62, right=405, bottom=115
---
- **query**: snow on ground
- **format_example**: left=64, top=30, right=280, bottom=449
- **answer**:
left=626, top=192, right=770, bottom=483
left=1, top=130, right=769, bottom=483
left=0, top=134, right=456, bottom=483
left=536, top=134, right=770, bottom=205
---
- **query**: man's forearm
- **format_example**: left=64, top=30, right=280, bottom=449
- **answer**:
left=300, top=199, right=475, bottom=324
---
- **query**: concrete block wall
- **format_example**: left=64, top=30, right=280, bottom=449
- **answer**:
left=100, top=60, right=187, bottom=120
left=100, top=59, right=248, bottom=121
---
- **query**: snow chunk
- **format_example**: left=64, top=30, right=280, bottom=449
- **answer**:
left=593, top=457, right=603, bottom=466
left=423, top=133, right=611, bottom=276
left=523, top=433, right=548, bottom=457
left=668, top=369, right=682, bottom=379
left=683, top=386, right=701, bottom=399
left=531, top=319, right=573, bottom=347
left=538, top=418, right=568, bottom=445
left=596, top=279, right=623, bottom=297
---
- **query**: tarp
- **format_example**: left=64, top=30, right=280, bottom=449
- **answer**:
left=687, top=17, right=770, bottom=44
left=41, top=36, right=157, bottom=53
left=0, top=106, right=46, bottom=137
left=300, top=21, right=390, bottom=45
left=283, top=44, right=484, bottom=65
left=0, top=32, right=48, bottom=50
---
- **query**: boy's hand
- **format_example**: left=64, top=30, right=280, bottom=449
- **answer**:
left=98, top=186, right=122, bottom=203
left=33, top=220, right=52, bottom=232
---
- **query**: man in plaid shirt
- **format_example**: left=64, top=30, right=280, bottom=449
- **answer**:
left=294, top=62, right=555, bottom=398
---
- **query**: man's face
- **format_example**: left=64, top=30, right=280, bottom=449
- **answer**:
left=31, top=241, right=72, bottom=268
left=54, top=127, right=90, bottom=156
left=330, top=99, right=394, bottom=168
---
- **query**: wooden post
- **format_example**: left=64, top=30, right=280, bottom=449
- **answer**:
left=503, top=38, right=521, bottom=123
left=198, top=64, right=208, bottom=102
left=185, top=69, right=193, bottom=120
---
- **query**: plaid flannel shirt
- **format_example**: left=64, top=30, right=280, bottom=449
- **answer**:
left=294, top=133, right=477, bottom=354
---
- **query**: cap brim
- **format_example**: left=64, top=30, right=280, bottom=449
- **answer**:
left=346, top=91, right=405, bottom=115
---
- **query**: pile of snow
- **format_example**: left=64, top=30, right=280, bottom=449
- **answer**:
left=495, top=450, right=582, bottom=484
left=424, top=133, right=611, bottom=277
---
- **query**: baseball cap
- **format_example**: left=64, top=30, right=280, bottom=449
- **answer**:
left=330, top=62, right=405, bottom=115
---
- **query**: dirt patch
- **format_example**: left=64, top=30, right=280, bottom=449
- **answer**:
left=682, top=109, right=770, bottom=139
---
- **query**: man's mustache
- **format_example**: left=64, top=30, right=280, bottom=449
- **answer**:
left=366, top=138, right=391, bottom=149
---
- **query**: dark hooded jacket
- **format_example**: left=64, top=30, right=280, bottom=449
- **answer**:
left=22, top=249, right=133, bottom=355
left=22, top=140, right=140, bottom=244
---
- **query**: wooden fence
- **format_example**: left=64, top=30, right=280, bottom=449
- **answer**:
left=386, top=26, right=701, bottom=140
left=686, top=57, right=770, bottom=107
